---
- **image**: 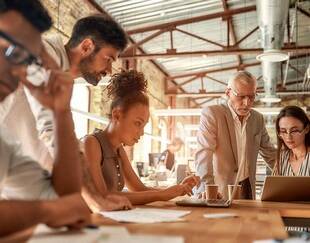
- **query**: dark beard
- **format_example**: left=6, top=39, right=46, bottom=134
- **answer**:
left=78, top=54, right=101, bottom=86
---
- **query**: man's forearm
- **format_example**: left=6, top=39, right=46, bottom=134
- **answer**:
left=195, top=149, right=215, bottom=182
left=0, top=200, right=49, bottom=237
left=52, top=110, right=82, bottom=195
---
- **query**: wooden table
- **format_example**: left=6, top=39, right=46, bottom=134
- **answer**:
left=233, top=200, right=310, bottom=227
left=3, top=200, right=310, bottom=243
left=233, top=200, right=310, bottom=218
left=93, top=200, right=288, bottom=243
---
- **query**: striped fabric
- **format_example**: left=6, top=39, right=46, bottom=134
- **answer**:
left=278, top=150, right=310, bottom=176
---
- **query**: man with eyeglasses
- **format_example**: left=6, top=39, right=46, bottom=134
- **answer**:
left=0, top=0, right=91, bottom=236
left=195, top=71, right=276, bottom=199
left=0, top=12, right=132, bottom=211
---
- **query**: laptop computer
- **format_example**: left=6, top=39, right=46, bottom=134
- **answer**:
left=176, top=198, right=231, bottom=208
left=261, top=176, right=310, bottom=202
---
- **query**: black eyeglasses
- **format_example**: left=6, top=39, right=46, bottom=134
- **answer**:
left=0, top=30, right=42, bottom=66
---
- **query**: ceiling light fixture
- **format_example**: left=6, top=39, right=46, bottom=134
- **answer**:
left=256, top=49, right=289, bottom=62
left=260, top=95, right=281, bottom=103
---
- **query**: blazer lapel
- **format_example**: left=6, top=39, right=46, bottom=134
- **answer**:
left=245, top=110, right=255, bottom=162
left=223, top=104, right=238, bottom=168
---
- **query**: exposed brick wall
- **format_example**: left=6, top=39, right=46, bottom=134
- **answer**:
left=41, top=0, right=169, bottom=121
left=42, top=0, right=96, bottom=38
left=41, top=0, right=175, bottom=163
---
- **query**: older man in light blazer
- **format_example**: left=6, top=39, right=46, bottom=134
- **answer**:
left=195, top=71, right=276, bottom=199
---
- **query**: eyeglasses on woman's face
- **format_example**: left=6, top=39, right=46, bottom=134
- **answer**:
left=278, top=126, right=308, bottom=138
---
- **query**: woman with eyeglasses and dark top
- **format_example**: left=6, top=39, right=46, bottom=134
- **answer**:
left=82, top=69, right=200, bottom=205
left=273, top=106, right=310, bottom=176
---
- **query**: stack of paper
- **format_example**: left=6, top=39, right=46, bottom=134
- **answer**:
left=100, top=208, right=191, bottom=223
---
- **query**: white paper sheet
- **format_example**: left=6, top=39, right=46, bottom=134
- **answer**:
left=28, top=224, right=184, bottom=243
left=29, top=224, right=130, bottom=243
left=203, top=213, right=238, bottom=219
left=100, top=208, right=191, bottom=223
left=127, top=234, right=184, bottom=243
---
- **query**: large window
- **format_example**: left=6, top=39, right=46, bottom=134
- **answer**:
left=158, top=118, right=168, bottom=152
left=133, top=120, right=152, bottom=163
left=71, top=81, right=89, bottom=139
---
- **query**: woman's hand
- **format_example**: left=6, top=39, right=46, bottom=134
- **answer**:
left=199, top=191, right=223, bottom=200
left=161, top=184, right=194, bottom=201
left=181, top=175, right=200, bottom=188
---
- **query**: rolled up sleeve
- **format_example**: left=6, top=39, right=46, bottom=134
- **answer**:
left=0, top=130, right=57, bottom=200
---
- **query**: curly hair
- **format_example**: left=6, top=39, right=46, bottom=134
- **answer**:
left=107, top=69, right=149, bottom=117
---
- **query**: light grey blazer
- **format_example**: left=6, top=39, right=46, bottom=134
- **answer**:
left=195, top=103, right=276, bottom=199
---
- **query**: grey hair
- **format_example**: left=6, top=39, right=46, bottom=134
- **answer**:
left=227, top=71, right=257, bottom=89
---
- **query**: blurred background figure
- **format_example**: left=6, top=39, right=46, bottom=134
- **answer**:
left=160, top=137, right=184, bottom=171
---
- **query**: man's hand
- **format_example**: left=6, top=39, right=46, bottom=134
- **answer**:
left=21, top=70, right=73, bottom=113
left=44, top=194, right=91, bottom=230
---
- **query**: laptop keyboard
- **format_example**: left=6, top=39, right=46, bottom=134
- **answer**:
left=176, top=198, right=230, bottom=208
left=205, top=199, right=230, bottom=206
left=206, top=199, right=228, bottom=204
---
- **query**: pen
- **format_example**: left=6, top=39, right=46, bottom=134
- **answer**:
left=86, top=224, right=99, bottom=229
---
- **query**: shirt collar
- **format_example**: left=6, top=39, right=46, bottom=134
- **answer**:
left=227, top=101, right=251, bottom=122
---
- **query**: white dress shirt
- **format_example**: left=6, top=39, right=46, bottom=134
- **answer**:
left=0, top=126, right=56, bottom=200
left=228, top=102, right=250, bottom=182
left=0, top=35, right=69, bottom=171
